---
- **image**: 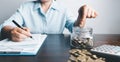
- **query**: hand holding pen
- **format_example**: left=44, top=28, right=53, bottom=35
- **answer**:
left=10, top=20, right=33, bottom=42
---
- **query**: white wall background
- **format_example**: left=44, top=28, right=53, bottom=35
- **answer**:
left=0, top=0, right=120, bottom=34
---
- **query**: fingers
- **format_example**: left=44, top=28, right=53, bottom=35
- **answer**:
left=11, top=32, right=28, bottom=42
left=87, top=7, right=92, bottom=18
left=10, top=27, right=31, bottom=42
left=86, top=6, right=98, bottom=18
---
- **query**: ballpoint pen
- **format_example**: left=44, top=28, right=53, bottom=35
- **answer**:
left=12, top=20, right=33, bottom=39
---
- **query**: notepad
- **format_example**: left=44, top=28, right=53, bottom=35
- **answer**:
left=0, top=34, right=47, bottom=55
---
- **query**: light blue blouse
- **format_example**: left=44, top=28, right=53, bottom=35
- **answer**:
left=0, top=1, right=76, bottom=34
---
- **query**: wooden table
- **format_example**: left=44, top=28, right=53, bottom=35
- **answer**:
left=0, top=34, right=120, bottom=62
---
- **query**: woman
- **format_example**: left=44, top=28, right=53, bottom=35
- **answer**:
left=0, top=0, right=97, bottom=41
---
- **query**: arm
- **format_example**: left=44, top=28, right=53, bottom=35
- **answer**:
left=65, top=5, right=97, bottom=32
left=0, top=3, right=31, bottom=42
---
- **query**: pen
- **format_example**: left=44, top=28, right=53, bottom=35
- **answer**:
left=12, top=20, right=33, bottom=39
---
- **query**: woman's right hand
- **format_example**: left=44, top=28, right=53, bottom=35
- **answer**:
left=10, top=27, right=32, bottom=42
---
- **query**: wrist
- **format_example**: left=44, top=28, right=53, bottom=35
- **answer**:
left=1, top=26, right=15, bottom=40
left=74, top=15, right=80, bottom=26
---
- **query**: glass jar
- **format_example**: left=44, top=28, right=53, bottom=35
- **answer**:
left=71, top=27, right=93, bottom=49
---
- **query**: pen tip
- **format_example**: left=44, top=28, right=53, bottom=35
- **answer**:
left=30, top=36, right=34, bottom=40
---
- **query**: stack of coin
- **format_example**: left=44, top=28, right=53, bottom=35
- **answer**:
left=68, top=49, right=105, bottom=62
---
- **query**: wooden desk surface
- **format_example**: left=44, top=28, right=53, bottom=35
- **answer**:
left=0, top=34, right=120, bottom=62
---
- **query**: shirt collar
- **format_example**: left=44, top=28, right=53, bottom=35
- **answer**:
left=34, top=1, right=59, bottom=11
left=50, top=1, right=60, bottom=10
left=34, top=1, right=40, bottom=10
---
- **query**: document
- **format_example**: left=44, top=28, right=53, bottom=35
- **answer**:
left=0, top=34, right=47, bottom=55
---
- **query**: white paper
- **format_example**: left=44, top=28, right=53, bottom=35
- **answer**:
left=0, top=34, right=47, bottom=55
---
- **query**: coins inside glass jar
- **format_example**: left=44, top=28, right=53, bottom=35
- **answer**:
left=71, top=27, right=93, bottom=49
